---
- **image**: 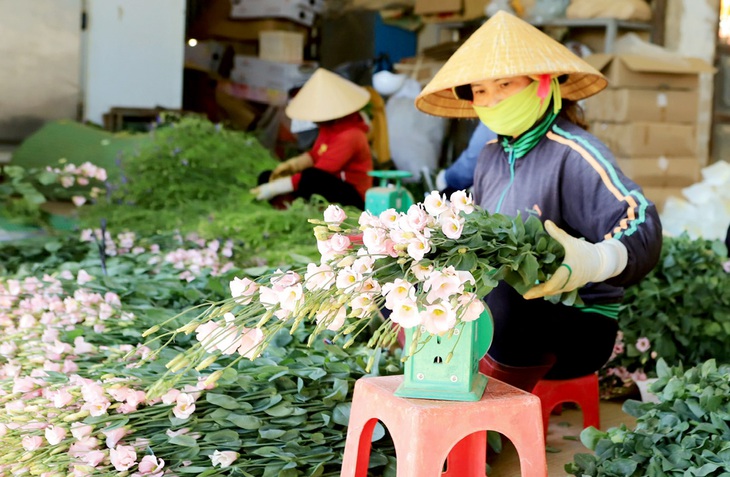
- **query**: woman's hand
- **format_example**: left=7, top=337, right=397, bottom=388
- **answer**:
left=523, top=220, right=628, bottom=300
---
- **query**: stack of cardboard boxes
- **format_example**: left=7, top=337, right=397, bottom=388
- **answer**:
left=225, top=0, right=322, bottom=106
left=584, top=53, right=715, bottom=211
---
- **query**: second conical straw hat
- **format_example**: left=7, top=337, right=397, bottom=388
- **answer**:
left=286, top=68, right=370, bottom=122
left=415, top=11, right=608, bottom=118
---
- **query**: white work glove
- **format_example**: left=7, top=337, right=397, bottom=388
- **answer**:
left=435, top=169, right=448, bottom=191
left=523, top=220, right=628, bottom=300
left=270, top=153, right=313, bottom=180
left=250, top=178, right=294, bottom=201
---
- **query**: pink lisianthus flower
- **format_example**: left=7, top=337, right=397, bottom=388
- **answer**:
left=457, top=293, right=485, bottom=322
left=323, top=204, right=347, bottom=226
left=423, top=191, right=449, bottom=217
left=304, top=263, right=336, bottom=291
left=422, top=302, right=457, bottom=335
left=103, top=427, right=129, bottom=448
left=110, top=444, right=137, bottom=471
left=635, top=337, right=651, bottom=353
left=71, top=423, right=94, bottom=440
left=229, top=277, right=258, bottom=305
left=195, top=321, right=220, bottom=352
left=439, top=210, right=465, bottom=240
left=237, top=327, right=264, bottom=359
left=160, top=389, right=181, bottom=405
left=80, top=450, right=106, bottom=467
left=210, top=450, right=239, bottom=468
left=315, top=305, right=347, bottom=332
left=136, top=455, right=165, bottom=475
left=406, top=233, right=431, bottom=261
left=44, top=425, right=67, bottom=445
left=449, top=190, right=475, bottom=214
left=22, top=435, right=44, bottom=451
left=173, top=393, right=196, bottom=420
left=389, top=299, right=422, bottom=329
left=382, top=278, right=416, bottom=309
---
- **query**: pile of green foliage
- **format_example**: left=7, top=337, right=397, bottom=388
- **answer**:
left=601, top=234, right=730, bottom=389
left=568, top=359, right=730, bottom=477
left=73, top=114, right=330, bottom=266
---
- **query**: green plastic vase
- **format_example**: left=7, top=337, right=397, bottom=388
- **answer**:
left=395, top=309, right=494, bottom=401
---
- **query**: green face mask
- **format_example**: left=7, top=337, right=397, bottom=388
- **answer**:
left=472, top=78, right=561, bottom=137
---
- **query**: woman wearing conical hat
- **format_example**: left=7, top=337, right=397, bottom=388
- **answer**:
left=251, top=68, right=373, bottom=209
left=416, top=11, right=662, bottom=392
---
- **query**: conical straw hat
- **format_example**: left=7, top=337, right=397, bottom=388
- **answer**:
left=286, top=68, right=370, bottom=122
left=415, top=11, right=607, bottom=118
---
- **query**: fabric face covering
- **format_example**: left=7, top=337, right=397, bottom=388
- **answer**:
left=472, top=78, right=560, bottom=137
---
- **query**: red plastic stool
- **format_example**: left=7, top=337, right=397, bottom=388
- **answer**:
left=340, top=375, right=547, bottom=477
left=531, top=373, right=600, bottom=436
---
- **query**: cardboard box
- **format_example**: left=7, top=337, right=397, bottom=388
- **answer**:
left=640, top=186, right=687, bottom=212
left=414, top=0, right=460, bottom=15
left=189, top=0, right=310, bottom=42
left=230, top=55, right=317, bottom=105
left=584, top=89, right=699, bottom=124
left=415, top=0, right=488, bottom=21
left=616, top=156, right=701, bottom=187
left=230, top=0, right=319, bottom=26
left=259, top=31, right=304, bottom=63
left=394, top=57, right=446, bottom=85
left=591, top=121, right=697, bottom=157
left=585, top=53, right=715, bottom=90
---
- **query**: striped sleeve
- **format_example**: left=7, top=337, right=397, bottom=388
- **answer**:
left=547, top=124, right=663, bottom=287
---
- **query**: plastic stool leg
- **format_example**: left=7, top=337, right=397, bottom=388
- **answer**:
left=502, top=408, right=548, bottom=477
left=341, top=416, right=378, bottom=477
left=580, top=375, right=600, bottom=430
left=442, top=431, right=487, bottom=477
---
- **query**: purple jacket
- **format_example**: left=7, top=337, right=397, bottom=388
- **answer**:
left=473, top=117, right=662, bottom=304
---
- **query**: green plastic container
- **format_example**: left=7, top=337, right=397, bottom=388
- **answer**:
left=364, top=170, right=415, bottom=215
left=395, top=310, right=494, bottom=401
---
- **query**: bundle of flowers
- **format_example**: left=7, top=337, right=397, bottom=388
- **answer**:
left=144, top=191, right=577, bottom=387
left=0, top=251, right=399, bottom=476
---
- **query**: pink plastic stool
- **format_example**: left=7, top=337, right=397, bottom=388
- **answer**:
left=531, top=373, right=600, bottom=436
left=340, top=375, right=547, bottom=477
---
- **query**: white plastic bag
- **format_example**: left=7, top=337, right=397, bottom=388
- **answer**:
left=661, top=161, right=730, bottom=240
left=384, top=78, right=447, bottom=182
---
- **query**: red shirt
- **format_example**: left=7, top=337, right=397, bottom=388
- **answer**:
left=291, top=113, right=373, bottom=199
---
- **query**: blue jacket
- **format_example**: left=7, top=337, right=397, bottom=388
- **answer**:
left=473, top=117, right=663, bottom=304
left=444, top=123, right=497, bottom=190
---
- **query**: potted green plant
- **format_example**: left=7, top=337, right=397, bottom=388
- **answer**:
left=600, top=234, right=730, bottom=398
left=568, top=358, right=730, bottom=477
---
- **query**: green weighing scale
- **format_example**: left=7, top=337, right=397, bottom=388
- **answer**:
left=395, top=311, right=493, bottom=401
left=364, top=170, right=416, bottom=215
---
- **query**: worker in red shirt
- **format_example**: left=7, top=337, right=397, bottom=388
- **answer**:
left=251, top=68, right=373, bottom=210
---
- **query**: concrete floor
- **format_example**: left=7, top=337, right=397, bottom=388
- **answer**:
left=489, top=399, right=637, bottom=477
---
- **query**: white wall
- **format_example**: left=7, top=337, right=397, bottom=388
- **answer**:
left=0, top=0, right=82, bottom=142
left=83, top=0, right=186, bottom=126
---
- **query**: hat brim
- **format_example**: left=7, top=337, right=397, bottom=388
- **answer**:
left=415, top=11, right=608, bottom=118
left=286, top=68, right=371, bottom=122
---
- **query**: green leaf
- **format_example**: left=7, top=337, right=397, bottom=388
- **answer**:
left=203, top=430, right=241, bottom=444
left=259, top=428, right=287, bottom=439
left=580, top=426, right=607, bottom=450
left=227, top=414, right=262, bottom=430
left=168, top=435, right=199, bottom=447
left=206, top=393, right=241, bottom=410
left=332, top=403, right=351, bottom=426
